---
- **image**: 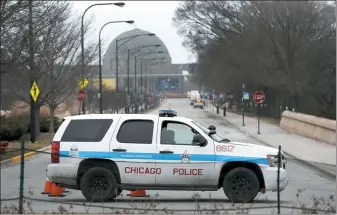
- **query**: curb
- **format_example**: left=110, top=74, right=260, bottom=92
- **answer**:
left=1, top=145, right=51, bottom=166
left=204, top=108, right=336, bottom=181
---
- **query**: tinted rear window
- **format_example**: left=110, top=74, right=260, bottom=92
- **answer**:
left=61, top=119, right=113, bottom=142
left=117, top=120, right=154, bottom=144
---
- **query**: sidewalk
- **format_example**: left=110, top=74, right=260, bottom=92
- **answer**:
left=204, top=102, right=336, bottom=176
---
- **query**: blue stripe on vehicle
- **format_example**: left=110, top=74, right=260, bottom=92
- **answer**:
left=59, top=151, right=269, bottom=165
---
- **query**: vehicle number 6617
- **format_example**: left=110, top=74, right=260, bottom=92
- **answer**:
left=216, top=145, right=235, bottom=152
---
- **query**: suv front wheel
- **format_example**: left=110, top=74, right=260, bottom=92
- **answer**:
left=223, top=167, right=260, bottom=203
left=80, top=167, right=119, bottom=202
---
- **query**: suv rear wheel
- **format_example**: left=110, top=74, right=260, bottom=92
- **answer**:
left=80, top=167, right=118, bottom=202
left=223, top=167, right=260, bottom=203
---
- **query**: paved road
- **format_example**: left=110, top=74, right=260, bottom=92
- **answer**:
left=1, top=99, right=335, bottom=214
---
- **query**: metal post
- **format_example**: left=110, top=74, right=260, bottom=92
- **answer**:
left=257, top=84, right=261, bottom=134
left=134, top=56, right=137, bottom=94
left=126, top=50, right=130, bottom=113
left=18, top=137, right=25, bottom=214
left=223, top=105, right=226, bottom=116
left=127, top=50, right=130, bottom=95
left=98, top=33, right=103, bottom=114
left=242, top=84, right=245, bottom=126
left=115, top=40, right=119, bottom=93
left=29, top=0, right=36, bottom=143
left=115, top=40, right=119, bottom=114
left=80, top=7, right=86, bottom=115
left=140, top=61, right=143, bottom=94
left=144, top=64, right=147, bottom=94
left=277, top=145, right=281, bottom=214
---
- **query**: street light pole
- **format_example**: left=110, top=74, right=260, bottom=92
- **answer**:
left=134, top=56, right=137, bottom=94
left=140, top=62, right=143, bottom=94
left=81, top=2, right=125, bottom=115
left=115, top=33, right=155, bottom=93
left=127, top=49, right=130, bottom=96
left=115, top=33, right=156, bottom=113
left=98, top=20, right=134, bottom=114
left=28, top=0, right=36, bottom=144
left=126, top=46, right=162, bottom=101
left=131, top=49, right=164, bottom=94
left=142, top=58, right=168, bottom=94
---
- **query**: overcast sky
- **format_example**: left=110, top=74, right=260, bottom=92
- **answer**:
left=72, top=1, right=195, bottom=64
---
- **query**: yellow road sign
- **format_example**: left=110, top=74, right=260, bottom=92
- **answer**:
left=30, top=81, right=40, bottom=103
left=78, top=77, right=88, bottom=89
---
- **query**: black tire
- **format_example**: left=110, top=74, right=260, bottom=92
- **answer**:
left=80, top=167, right=118, bottom=202
left=110, top=173, right=123, bottom=199
left=223, top=167, right=260, bottom=203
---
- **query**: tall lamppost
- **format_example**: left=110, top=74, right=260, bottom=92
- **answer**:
left=126, top=46, right=162, bottom=96
left=141, top=57, right=168, bottom=94
left=145, top=60, right=169, bottom=93
left=132, top=48, right=162, bottom=94
left=115, top=33, right=155, bottom=92
left=124, top=45, right=161, bottom=113
left=98, top=20, right=134, bottom=114
left=80, top=2, right=125, bottom=114
left=136, top=53, right=165, bottom=94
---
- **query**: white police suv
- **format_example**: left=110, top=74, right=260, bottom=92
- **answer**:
left=46, top=110, right=288, bottom=203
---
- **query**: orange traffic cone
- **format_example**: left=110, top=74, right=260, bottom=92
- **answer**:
left=41, top=178, right=53, bottom=194
left=48, top=183, right=66, bottom=197
left=127, top=190, right=149, bottom=197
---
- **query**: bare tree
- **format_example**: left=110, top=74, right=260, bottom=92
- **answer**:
left=2, top=1, right=98, bottom=135
left=173, top=1, right=336, bottom=119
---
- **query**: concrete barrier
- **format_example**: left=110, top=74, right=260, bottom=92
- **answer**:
left=280, top=110, right=336, bottom=145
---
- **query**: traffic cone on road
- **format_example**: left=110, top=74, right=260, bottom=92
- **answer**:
left=48, top=183, right=66, bottom=197
left=127, top=190, right=149, bottom=197
left=41, top=178, right=52, bottom=194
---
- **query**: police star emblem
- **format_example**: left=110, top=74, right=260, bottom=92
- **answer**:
left=181, top=150, right=191, bottom=163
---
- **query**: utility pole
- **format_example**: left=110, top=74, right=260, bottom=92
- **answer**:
left=115, top=40, right=119, bottom=114
left=134, top=56, right=137, bottom=94
left=29, top=0, right=36, bottom=143
left=140, top=62, right=143, bottom=94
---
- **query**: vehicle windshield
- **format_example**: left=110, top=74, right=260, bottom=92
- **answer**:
left=192, top=121, right=226, bottom=142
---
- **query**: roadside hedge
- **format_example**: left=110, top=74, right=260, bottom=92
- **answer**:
left=0, top=116, right=62, bottom=141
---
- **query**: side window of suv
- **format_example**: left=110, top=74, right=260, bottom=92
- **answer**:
left=61, top=119, right=113, bottom=142
left=117, top=120, right=154, bottom=144
left=161, top=121, right=199, bottom=145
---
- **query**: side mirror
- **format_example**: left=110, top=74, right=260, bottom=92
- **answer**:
left=192, top=134, right=207, bottom=146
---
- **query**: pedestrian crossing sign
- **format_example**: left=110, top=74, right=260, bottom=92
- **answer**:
left=30, top=81, right=40, bottom=103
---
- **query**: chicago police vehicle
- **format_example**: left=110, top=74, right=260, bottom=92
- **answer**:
left=46, top=110, right=288, bottom=203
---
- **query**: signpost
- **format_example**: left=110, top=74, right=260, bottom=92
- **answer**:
left=30, top=81, right=40, bottom=103
left=77, top=77, right=88, bottom=114
left=78, top=77, right=88, bottom=89
left=77, top=89, right=86, bottom=102
left=253, top=91, right=265, bottom=134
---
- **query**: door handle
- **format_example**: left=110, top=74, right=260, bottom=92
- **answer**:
left=113, top=148, right=127, bottom=152
left=159, top=150, right=174, bottom=154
